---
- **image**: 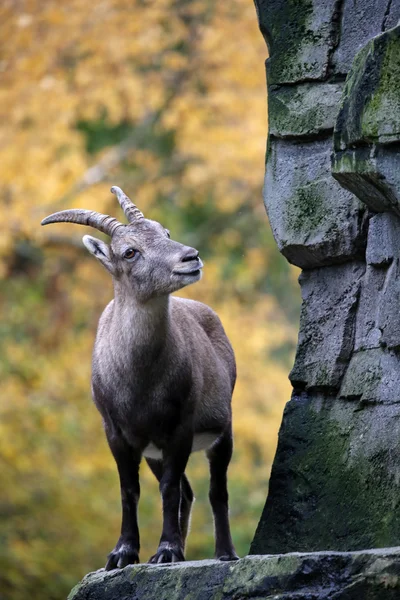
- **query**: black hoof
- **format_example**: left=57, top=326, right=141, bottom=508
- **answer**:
left=105, top=544, right=140, bottom=570
left=149, top=543, right=185, bottom=564
left=217, top=552, right=240, bottom=561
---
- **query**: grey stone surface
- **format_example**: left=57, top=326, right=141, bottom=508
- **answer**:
left=354, top=264, right=400, bottom=352
left=333, top=24, right=400, bottom=214
left=353, top=264, right=386, bottom=350
left=268, top=83, right=344, bottom=138
left=290, top=263, right=365, bottom=391
left=353, top=214, right=400, bottom=352
left=333, top=22, right=400, bottom=146
left=366, top=212, right=400, bottom=266
left=340, top=347, right=400, bottom=401
left=332, top=0, right=400, bottom=74
left=334, top=24, right=400, bottom=148
left=251, top=394, right=400, bottom=554
left=255, top=0, right=338, bottom=85
left=385, top=0, right=400, bottom=29
left=377, top=262, right=400, bottom=349
left=264, top=138, right=366, bottom=268
left=68, top=549, right=400, bottom=600
left=252, top=0, right=400, bottom=559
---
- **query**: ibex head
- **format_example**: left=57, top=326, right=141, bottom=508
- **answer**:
left=42, top=187, right=203, bottom=301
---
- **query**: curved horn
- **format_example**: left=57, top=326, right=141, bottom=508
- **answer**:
left=111, top=186, right=144, bottom=222
left=41, top=209, right=124, bottom=237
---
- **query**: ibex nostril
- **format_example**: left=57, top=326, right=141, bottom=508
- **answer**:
left=182, top=248, right=199, bottom=262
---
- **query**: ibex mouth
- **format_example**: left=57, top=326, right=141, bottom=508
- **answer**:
left=173, top=258, right=203, bottom=276
left=177, top=269, right=201, bottom=277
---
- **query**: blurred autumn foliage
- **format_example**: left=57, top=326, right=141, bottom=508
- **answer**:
left=0, top=1, right=301, bottom=599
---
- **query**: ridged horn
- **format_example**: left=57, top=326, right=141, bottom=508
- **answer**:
left=111, top=186, right=144, bottom=222
left=41, top=209, right=124, bottom=237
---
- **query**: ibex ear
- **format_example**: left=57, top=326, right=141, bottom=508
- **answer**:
left=82, top=235, right=115, bottom=274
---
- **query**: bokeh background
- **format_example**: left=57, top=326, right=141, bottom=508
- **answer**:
left=0, top=1, right=301, bottom=599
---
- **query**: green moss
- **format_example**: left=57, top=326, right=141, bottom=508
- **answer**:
left=332, top=152, right=356, bottom=173
left=285, top=181, right=329, bottom=236
left=269, top=86, right=335, bottom=136
left=340, top=350, right=384, bottom=400
left=223, top=554, right=303, bottom=598
left=67, top=583, right=81, bottom=600
left=362, top=31, right=400, bottom=141
left=268, top=94, right=291, bottom=131
left=334, top=43, right=372, bottom=150
left=251, top=396, right=400, bottom=554
left=332, top=148, right=376, bottom=175
left=260, top=0, right=315, bottom=84
left=334, top=25, right=400, bottom=149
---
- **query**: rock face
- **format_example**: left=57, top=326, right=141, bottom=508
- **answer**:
left=264, top=137, right=366, bottom=268
left=69, top=549, right=400, bottom=600
left=332, top=24, right=400, bottom=214
left=251, top=0, right=400, bottom=555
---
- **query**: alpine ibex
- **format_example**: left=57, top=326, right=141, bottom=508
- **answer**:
left=41, top=187, right=238, bottom=567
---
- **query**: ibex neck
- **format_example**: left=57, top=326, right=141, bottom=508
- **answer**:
left=112, top=287, right=171, bottom=356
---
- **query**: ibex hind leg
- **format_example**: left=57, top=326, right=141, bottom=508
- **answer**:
left=145, top=458, right=194, bottom=552
left=206, top=426, right=239, bottom=561
left=179, top=475, right=194, bottom=545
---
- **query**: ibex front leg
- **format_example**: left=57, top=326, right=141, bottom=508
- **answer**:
left=146, top=458, right=194, bottom=551
left=207, top=426, right=239, bottom=561
left=104, top=426, right=141, bottom=569
left=149, top=427, right=192, bottom=564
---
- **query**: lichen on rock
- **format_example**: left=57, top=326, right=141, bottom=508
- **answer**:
left=333, top=24, right=400, bottom=214
left=251, top=394, right=400, bottom=554
left=268, top=83, right=344, bottom=138
left=264, top=137, right=366, bottom=268
left=255, top=0, right=335, bottom=85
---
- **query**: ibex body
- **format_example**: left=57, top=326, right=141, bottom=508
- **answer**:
left=42, top=187, right=238, bottom=567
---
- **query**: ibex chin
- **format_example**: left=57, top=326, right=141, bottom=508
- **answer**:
left=42, top=187, right=238, bottom=567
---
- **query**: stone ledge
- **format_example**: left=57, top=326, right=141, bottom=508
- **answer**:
left=68, top=548, right=400, bottom=600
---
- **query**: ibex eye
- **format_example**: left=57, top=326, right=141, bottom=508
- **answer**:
left=124, top=248, right=136, bottom=259
left=166, top=230, right=170, bottom=238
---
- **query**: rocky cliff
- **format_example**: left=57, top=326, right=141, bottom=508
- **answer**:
left=251, top=0, right=400, bottom=555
